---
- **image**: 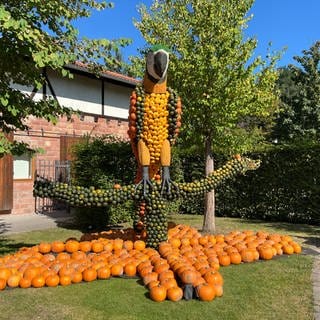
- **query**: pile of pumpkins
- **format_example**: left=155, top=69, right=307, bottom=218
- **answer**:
left=0, top=224, right=301, bottom=302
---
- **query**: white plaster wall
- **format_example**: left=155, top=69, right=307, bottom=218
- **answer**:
left=11, top=69, right=133, bottom=120
left=104, top=82, right=131, bottom=119
left=47, top=70, right=102, bottom=115
left=11, top=83, right=43, bottom=102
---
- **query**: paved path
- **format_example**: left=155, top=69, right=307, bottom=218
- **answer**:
left=0, top=210, right=73, bottom=235
left=0, top=212, right=319, bottom=319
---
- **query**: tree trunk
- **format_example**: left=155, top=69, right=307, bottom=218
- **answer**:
left=202, top=135, right=216, bottom=234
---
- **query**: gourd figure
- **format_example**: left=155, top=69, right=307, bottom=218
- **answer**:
left=128, top=45, right=182, bottom=196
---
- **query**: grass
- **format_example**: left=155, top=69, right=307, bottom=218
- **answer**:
left=0, top=214, right=317, bottom=320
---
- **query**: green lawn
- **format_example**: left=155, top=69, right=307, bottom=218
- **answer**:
left=0, top=215, right=317, bottom=320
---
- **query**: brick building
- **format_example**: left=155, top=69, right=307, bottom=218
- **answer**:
left=0, top=63, right=138, bottom=215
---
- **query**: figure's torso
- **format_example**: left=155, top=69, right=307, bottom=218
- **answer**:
left=141, top=91, right=170, bottom=164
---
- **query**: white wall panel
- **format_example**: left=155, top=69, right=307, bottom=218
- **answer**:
left=104, top=83, right=131, bottom=119
left=48, top=70, right=102, bottom=115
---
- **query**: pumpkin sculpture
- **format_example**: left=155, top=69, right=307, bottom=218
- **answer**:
left=33, top=45, right=261, bottom=248
left=128, top=45, right=182, bottom=195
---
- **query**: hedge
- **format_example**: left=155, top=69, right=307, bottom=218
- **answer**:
left=70, top=135, right=320, bottom=226
left=214, top=143, right=320, bottom=225
left=70, top=135, right=136, bottom=230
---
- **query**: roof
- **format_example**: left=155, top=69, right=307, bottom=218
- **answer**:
left=65, top=61, right=140, bottom=87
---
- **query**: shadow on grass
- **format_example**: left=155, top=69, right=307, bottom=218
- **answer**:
left=0, top=221, right=10, bottom=235
left=0, top=238, right=37, bottom=256
left=37, top=210, right=83, bottom=231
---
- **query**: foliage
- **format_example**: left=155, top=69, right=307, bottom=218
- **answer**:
left=0, top=0, right=130, bottom=156
left=134, top=0, right=280, bottom=232
left=273, top=41, right=320, bottom=142
left=71, top=134, right=136, bottom=187
left=70, top=135, right=136, bottom=230
left=134, top=0, right=280, bottom=154
left=215, top=142, right=320, bottom=225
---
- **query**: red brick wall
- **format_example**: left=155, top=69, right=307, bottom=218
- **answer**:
left=11, top=114, right=129, bottom=215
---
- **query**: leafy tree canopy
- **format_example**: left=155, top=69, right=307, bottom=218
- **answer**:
left=273, top=41, right=320, bottom=143
left=134, top=0, right=281, bottom=156
left=0, top=0, right=131, bottom=156
left=133, top=0, right=281, bottom=233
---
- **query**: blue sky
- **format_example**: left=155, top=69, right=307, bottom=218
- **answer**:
left=74, top=0, right=320, bottom=67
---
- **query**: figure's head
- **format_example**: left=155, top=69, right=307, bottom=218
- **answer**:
left=146, top=45, right=170, bottom=82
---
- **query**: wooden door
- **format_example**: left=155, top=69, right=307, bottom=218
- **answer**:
left=0, top=154, right=13, bottom=213
left=60, top=136, right=83, bottom=161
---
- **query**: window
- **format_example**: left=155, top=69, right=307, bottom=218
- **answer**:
left=13, top=154, right=34, bottom=180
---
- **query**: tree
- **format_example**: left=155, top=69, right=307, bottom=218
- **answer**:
left=273, top=41, right=320, bottom=142
left=0, top=0, right=130, bottom=156
left=134, top=0, right=280, bottom=233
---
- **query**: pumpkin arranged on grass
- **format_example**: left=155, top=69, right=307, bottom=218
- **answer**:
left=149, top=285, right=167, bottom=302
left=196, top=283, right=216, bottom=302
left=0, top=224, right=302, bottom=305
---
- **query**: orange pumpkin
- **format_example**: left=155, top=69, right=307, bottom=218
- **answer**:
left=290, top=242, right=302, bottom=254
left=0, top=278, right=6, bottom=290
left=134, top=240, right=146, bottom=251
left=97, top=267, right=111, bottom=280
left=82, top=268, right=97, bottom=282
left=111, top=263, right=124, bottom=277
left=167, top=286, right=183, bottom=302
left=214, top=284, right=224, bottom=297
left=196, top=283, right=215, bottom=301
left=160, top=278, right=177, bottom=290
left=45, top=274, right=60, bottom=287
left=0, top=267, right=11, bottom=281
left=143, top=272, right=158, bottom=286
left=65, top=240, right=80, bottom=253
left=124, top=263, right=137, bottom=277
left=240, top=249, right=255, bottom=263
left=79, top=241, right=92, bottom=253
left=7, top=274, right=21, bottom=288
left=149, top=285, right=167, bottom=302
left=19, top=277, right=31, bottom=289
left=259, top=246, right=274, bottom=260
left=203, top=271, right=224, bottom=286
left=71, top=271, right=83, bottom=283
left=38, top=242, right=51, bottom=254
left=179, top=269, right=197, bottom=285
left=31, top=275, right=46, bottom=288
left=23, top=267, right=40, bottom=280
left=51, top=241, right=65, bottom=253
left=229, top=252, right=242, bottom=265
left=59, top=275, right=72, bottom=286
left=283, top=244, right=294, bottom=255
left=91, top=241, right=104, bottom=253
left=218, top=254, right=231, bottom=267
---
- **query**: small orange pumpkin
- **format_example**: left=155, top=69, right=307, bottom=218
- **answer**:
left=196, top=283, right=216, bottom=301
left=31, top=275, right=46, bottom=288
left=82, top=268, right=97, bottom=282
left=167, top=286, right=183, bottom=302
left=65, top=240, right=80, bottom=253
left=149, top=285, right=167, bottom=302
left=45, top=274, right=60, bottom=287
left=0, top=278, right=6, bottom=290
left=19, top=277, right=31, bottom=289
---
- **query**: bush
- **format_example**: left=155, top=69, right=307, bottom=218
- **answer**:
left=176, top=143, right=319, bottom=225
left=71, top=135, right=136, bottom=230
left=215, top=142, right=320, bottom=225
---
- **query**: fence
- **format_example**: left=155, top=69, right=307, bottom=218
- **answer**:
left=35, top=160, right=71, bottom=214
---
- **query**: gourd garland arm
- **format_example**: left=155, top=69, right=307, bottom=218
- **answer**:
left=33, top=157, right=260, bottom=206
